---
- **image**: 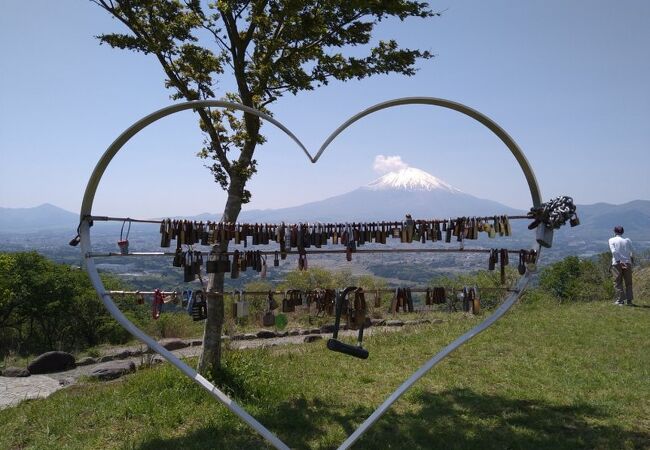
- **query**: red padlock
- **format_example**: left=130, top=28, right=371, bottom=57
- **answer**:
left=118, top=219, right=131, bottom=255
left=117, top=239, right=129, bottom=255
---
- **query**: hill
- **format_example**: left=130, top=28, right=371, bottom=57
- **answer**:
left=0, top=203, right=78, bottom=232
left=1, top=292, right=648, bottom=449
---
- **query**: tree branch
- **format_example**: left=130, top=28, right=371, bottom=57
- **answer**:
left=93, top=0, right=232, bottom=174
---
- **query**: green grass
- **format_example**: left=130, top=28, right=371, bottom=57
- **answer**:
left=2, top=293, right=649, bottom=450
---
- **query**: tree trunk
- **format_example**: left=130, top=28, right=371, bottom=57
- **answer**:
left=198, top=173, right=246, bottom=377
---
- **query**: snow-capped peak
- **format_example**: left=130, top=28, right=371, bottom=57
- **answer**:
left=365, top=167, right=462, bottom=193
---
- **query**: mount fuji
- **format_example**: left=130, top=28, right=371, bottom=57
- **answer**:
left=239, top=167, right=522, bottom=222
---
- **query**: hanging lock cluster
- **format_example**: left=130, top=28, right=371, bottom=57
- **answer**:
left=158, top=215, right=514, bottom=252
left=528, top=195, right=580, bottom=230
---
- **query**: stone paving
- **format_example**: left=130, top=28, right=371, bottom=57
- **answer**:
left=1, top=320, right=430, bottom=410
left=0, top=335, right=303, bottom=410
left=0, top=375, right=66, bottom=409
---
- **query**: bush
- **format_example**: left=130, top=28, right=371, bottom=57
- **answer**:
left=145, top=311, right=203, bottom=339
left=0, top=252, right=132, bottom=357
left=97, top=314, right=134, bottom=345
left=539, top=256, right=613, bottom=302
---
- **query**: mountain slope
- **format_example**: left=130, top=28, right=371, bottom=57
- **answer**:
left=0, top=203, right=78, bottom=232
left=561, top=200, right=650, bottom=241
left=240, top=168, right=521, bottom=222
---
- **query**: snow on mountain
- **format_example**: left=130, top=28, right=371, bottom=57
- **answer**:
left=365, top=167, right=462, bottom=193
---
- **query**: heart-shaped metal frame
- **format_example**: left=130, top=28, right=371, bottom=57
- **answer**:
left=79, top=97, right=543, bottom=450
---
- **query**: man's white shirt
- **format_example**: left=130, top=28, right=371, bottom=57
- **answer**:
left=609, top=235, right=633, bottom=265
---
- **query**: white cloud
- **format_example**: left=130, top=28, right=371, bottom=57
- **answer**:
left=373, top=155, right=409, bottom=174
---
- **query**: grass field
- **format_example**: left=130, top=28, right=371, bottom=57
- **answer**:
left=1, top=290, right=649, bottom=450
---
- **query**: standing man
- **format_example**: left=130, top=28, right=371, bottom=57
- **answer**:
left=609, top=226, right=634, bottom=306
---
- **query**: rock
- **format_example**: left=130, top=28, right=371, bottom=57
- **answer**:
left=288, top=329, right=300, bottom=336
left=190, top=339, right=203, bottom=346
left=89, top=360, right=136, bottom=381
left=159, top=339, right=189, bottom=351
left=221, top=335, right=231, bottom=341
left=303, top=335, right=323, bottom=343
left=417, top=319, right=432, bottom=324
left=256, top=330, right=277, bottom=339
left=242, top=333, right=257, bottom=341
left=111, top=350, right=134, bottom=360
left=431, top=318, right=443, bottom=324
left=403, top=320, right=418, bottom=326
left=231, top=334, right=244, bottom=341
left=27, top=351, right=75, bottom=374
left=76, top=357, right=97, bottom=366
left=320, top=324, right=336, bottom=334
left=99, top=355, right=114, bottom=363
left=276, top=331, right=288, bottom=338
left=309, top=328, right=321, bottom=335
left=2, top=367, right=30, bottom=377
left=386, top=320, right=404, bottom=327
left=371, top=318, right=386, bottom=326
left=299, top=329, right=311, bottom=336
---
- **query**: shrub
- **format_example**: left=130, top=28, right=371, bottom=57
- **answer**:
left=144, top=311, right=203, bottom=339
left=539, top=256, right=613, bottom=302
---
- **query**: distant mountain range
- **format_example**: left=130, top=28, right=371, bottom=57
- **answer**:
left=0, top=203, right=79, bottom=232
left=1, top=168, right=648, bottom=245
left=559, top=200, right=650, bottom=243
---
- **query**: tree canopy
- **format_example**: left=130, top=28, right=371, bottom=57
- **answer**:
left=93, top=0, right=436, bottom=203
left=0, top=252, right=131, bottom=356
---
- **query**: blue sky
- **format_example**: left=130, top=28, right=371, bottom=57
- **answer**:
left=0, top=0, right=648, bottom=218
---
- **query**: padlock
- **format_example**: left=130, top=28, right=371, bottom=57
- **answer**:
left=262, top=311, right=275, bottom=327
left=117, top=239, right=129, bottom=255
left=536, top=224, right=554, bottom=248
left=230, top=250, right=240, bottom=279
left=191, top=291, right=207, bottom=321
left=118, top=219, right=131, bottom=254
left=173, top=249, right=184, bottom=268
left=219, top=252, right=231, bottom=273
left=268, top=291, right=279, bottom=311
left=282, top=293, right=295, bottom=313
left=184, top=263, right=195, bottom=283
left=518, top=250, right=527, bottom=275
left=206, top=251, right=218, bottom=273
left=160, top=219, right=172, bottom=247
left=471, top=288, right=481, bottom=315
left=193, top=251, right=202, bottom=276
left=347, top=288, right=367, bottom=330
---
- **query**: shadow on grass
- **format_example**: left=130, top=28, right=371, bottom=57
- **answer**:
left=137, top=388, right=649, bottom=450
